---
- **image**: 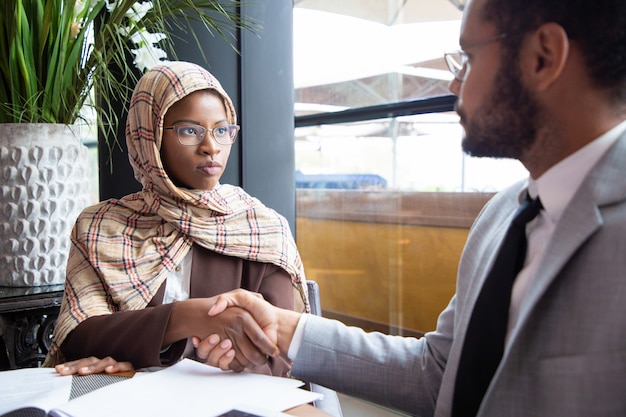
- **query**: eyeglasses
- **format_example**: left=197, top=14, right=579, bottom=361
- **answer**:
left=444, top=33, right=511, bottom=82
left=163, top=124, right=240, bottom=146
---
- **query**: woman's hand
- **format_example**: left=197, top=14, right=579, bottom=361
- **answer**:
left=197, top=306, right=273, bottom=369
left=208, top=289, right=301, bottom=354
left=166, top=298, right=279, bottom=370
left=193, top=289, right=304, bottom=373
left=54, top=356, right=134, bottom=376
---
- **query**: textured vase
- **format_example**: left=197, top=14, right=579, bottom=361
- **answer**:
left=0, top=124, right=92, bottom=286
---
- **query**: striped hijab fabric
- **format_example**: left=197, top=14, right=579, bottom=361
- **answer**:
left=49, top=62, right=308, bottom=359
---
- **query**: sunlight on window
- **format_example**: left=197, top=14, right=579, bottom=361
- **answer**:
left=294, top=3, right=527, bottom=192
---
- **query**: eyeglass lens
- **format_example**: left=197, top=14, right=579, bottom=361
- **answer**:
left=170, top=125, right=239, bottom=145
left=445, top=52, right=466, bottom=81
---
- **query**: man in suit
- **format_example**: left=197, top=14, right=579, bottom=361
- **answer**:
left=160, top=0, right=626, bottom=415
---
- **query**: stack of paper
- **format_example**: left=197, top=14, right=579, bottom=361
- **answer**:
left=1, top=360, right=322, bottom=417
left=0, top=367, right=72, bottom=415
left=51, top=359, right=322, bottom=417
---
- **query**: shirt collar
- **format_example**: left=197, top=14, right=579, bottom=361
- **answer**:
left=526, top=119, right=626, bottom=222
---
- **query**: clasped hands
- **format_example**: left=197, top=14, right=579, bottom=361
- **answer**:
left=193, top=289, right=286, bottom=372
left=55, top=289, right=298, bottom=376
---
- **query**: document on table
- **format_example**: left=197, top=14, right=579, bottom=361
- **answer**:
left=0, top=367, right=72, bottom=415
left=51, top=359, right=322, bottom=417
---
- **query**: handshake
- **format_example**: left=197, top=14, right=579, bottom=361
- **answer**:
left=55, top=289, right=302, bottom=376
left=194, top=289, right=303, bottom=372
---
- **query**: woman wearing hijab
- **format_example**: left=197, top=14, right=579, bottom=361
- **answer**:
left=44, top=61, right=308, bottom=376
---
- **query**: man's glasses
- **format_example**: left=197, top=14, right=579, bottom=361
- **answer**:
left=444, top=33, right=511, bottom=82
left=164, top=124, right=240, bottom=146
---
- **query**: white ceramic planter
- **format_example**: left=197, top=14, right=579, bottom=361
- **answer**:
left=0, top=124, right=92, bottom=286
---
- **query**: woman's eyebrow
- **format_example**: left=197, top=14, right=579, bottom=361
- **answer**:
left=169, top=118, right=229, bottom=125
left=169, top=118, right=201, bottom=125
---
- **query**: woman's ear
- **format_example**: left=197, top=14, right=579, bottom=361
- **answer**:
left=524, top=22, right=570, bottom=91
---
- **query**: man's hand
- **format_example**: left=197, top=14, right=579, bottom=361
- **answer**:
left=208, top=289, right=302, bottom=357
left=166, top=296, right=280, bottom=370
left=193, top=289, right=283, bottom=372
left=194, top=306, right=274, bottom=369
left=54, top=356, right=134, bottom=376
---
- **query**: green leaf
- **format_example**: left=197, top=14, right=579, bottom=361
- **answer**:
left=0, top=0, right=256, bottom=150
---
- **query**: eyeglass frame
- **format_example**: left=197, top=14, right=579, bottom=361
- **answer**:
left=444, top=33, right=513, bottom=82
left=163, top=124, right=240, bottom=146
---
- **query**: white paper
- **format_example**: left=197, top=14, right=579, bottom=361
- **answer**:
left=0, top=367, right=72, bottom=414
left=54, top=359, right=322, bottom=417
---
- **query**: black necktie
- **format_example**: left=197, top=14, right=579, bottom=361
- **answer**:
left=452, top=194, right=543, bottom=417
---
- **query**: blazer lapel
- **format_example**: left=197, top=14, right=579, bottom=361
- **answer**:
left=508, top=132, right=626, bottom=347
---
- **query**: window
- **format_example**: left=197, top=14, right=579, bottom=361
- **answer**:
left=294, top=0, right=527, bottom=336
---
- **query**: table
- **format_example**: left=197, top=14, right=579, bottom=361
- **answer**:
left=108, top=370, right=333, bottom=416
left=107, top=371, right=333, bottom=417
left=287, top=404, right=333, bottom=416
left=72, top=371, right=332, bottom=416
left=0, top=284, right=64, bottom=369
left=1, top=369, right=332, bottom=417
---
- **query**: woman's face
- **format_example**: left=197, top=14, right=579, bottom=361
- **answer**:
left=160, top=90, right=233, bottom=190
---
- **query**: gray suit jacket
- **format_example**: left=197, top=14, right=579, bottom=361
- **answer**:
left=291, top=132, right=626, bottom=417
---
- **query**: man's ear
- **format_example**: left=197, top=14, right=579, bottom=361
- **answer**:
left=524, top=22, right=570, bottom=91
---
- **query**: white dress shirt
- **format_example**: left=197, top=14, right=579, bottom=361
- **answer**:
left=163, top=248, right=194, bottom=356
left=163, top=249, right=193, bottom=304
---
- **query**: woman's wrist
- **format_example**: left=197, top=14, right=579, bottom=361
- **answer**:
left=164, top=298, right=209, bottom=345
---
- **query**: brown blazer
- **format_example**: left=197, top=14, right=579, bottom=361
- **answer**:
left=61, top=245, right=295, bottom=375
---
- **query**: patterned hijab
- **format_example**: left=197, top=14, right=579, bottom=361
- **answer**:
left=48, top=62, right=308, bottom=360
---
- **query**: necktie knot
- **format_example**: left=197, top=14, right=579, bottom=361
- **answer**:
left=512, top=195, right=543, bottom=227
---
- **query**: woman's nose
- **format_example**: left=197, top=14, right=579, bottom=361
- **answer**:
left=198, top=134, right=220, bottom=155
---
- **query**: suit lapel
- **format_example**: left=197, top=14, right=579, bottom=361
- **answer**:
left=507, top=132, right=626, bottom=348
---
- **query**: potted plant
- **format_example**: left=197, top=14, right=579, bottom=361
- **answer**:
left=0, top=0, right=251, bottom=286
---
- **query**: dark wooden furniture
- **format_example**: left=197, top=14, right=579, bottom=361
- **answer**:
left=0, top=284, right=64, bottom=370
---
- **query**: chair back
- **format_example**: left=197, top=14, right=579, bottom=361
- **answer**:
left=305, top=280, right=344, bottom=417
left=306, top=280, right=322, bottom=316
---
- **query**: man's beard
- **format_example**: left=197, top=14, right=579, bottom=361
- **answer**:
left=459, top=55, right=542, bottom=160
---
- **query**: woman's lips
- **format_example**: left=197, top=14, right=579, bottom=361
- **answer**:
left=198, top=161, right=222, bottom=175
